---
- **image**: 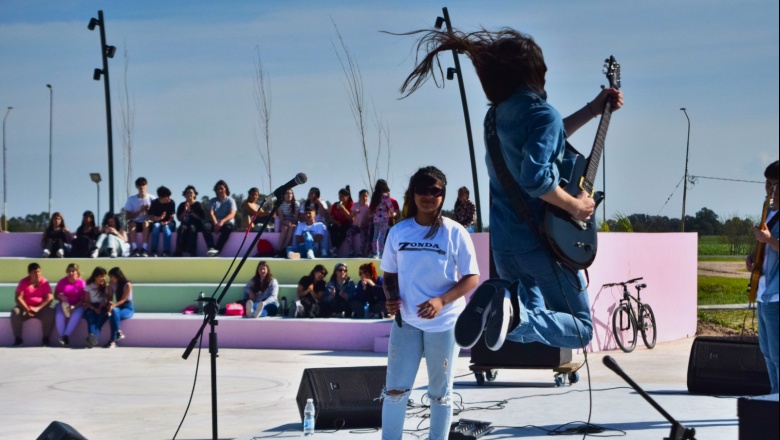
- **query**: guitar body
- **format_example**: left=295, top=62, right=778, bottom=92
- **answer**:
left=747, top=195, right=771, bottom=302
left=543, top=152, right=604, bottom=270
left=540, top=56, right=620, bottom=270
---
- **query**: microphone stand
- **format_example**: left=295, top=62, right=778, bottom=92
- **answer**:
left=181, top=197, right=282, bottom=440
left=602, top=356, right=696, bottom=440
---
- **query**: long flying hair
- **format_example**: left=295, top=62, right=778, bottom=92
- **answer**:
left=403, top=166, right=447, bottom=239
left=392, top=28, right=546, bottom=104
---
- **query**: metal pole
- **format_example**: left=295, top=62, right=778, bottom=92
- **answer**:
left=680, top=108, right=690, bottom=232
left=2, top=107, right=11, bottom=231
left=97, top=182, right=101, bottom=220
left=440, top=7, right=483, bottom=232
left=97, top=10, right=115, bottom=214
left=47, top=84, right=53, bottom=216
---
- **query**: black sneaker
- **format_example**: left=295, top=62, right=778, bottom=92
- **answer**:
left=86, top=333, right=97, bottom=348
left=42, top=337, right=51, bottom=347
left=485, top=281, right=521, bottom=351
left=140, top=249, right=149, bottom=257
left=455, top=279, right=511, bottom=349
left=12, top=337, right=23, bottom=347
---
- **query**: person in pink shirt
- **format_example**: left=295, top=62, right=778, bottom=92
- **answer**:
left=54, top=263, right=87, bottom=347
left=11, top=262, right=55, bottom=347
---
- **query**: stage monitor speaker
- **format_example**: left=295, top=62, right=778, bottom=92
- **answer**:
left=36, top=421, right=87, bottom=440
left=738, top=394, right=779, bottom=440
left=296, top=365, right=386, bottom=430
left=687, top=335, right=770, bottom=395
left=471, top=334, right=572, bottom=368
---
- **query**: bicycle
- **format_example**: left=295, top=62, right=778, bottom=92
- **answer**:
left=604, top=277, right=657, bottom=353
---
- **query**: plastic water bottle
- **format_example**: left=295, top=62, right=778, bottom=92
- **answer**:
left=363, top=301, right=370, bottom=319
left=303, top=398, right=316, bottom=436
left=197, top=292, right=205, bottom=315
left=281, top=297, right=288, bottom=317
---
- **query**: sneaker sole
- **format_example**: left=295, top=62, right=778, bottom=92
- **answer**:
left=484, top=288, right=512, bottom=351
left=454, top=279, right=511, bottom=349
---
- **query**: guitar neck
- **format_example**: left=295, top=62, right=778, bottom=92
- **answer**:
left=582, top=102, right=612, bottom=190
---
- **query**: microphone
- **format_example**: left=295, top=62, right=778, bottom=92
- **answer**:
left=272, top=173, right=307, bottom=199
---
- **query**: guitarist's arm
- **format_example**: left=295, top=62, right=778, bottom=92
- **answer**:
left=563, top=88, right=623, bottom=136
left=754, top=225, right=779, bottom=252
left=540, top=186, right=595, bottom=222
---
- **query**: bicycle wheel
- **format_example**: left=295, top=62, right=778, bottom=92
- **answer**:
left=612, top=303, right=638, bottom=353
left=639, top=303, right=657, bottom=349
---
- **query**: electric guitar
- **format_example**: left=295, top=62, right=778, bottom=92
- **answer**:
left=747, top=191, right=773, bottom=304
left=542, top=56, right=620, bottom=270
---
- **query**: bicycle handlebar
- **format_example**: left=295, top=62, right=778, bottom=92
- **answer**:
left=602, top=277, right=644, bottom=288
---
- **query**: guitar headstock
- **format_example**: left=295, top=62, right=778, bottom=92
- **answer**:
left=603, top=56, right=621, bottom=89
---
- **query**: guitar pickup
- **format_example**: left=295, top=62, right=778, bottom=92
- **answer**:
left=571, top=218, right=588, bottom=231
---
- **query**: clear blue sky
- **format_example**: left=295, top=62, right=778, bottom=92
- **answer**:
left=1, top=0, right=778, bottom=228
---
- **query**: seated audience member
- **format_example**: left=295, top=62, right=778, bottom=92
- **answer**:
left=243, top=260, right=279, bottom=318
left=352, top=262, right=386, bottom=318
left=124, top=177, right=155, bottom=257
left=93, top=212, right=129, bottom=258
left=275, top=189, right=299, bottom=256
left=287, top=207, right=327, bottom=259
left=83, top=266, right=110, bottom=348
left=41, top=212, right=71, bottom=258
left=453, top=186, right=477, bottom=232
left=175, top=185, right=206, bottom=256
left=299, top=187, right=329, bottom=223
left=324, top=262, right=356, bottom=318
left=204, top=180, right=237, bottom=257
left=296, top=264, right=328, bottom=318
left=106, top=267, right=134, bottom=348
left=71, top=211, right=101, bottom=258
left=54, top=263, right=86, bottom=347
left=148, top=186, right=177, bottom=257
left=10, top=262, right=54, bottom=347
left=349, top=189, right=371, bottom=257
left=242, top=187, right=269, bottom=232
left=329, top=186, right=354, bottom=257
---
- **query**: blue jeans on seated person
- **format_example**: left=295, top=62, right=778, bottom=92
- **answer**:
left=382, top=321, right=457, bottom=440
left=494, top=246, right=593, bottom=349
left=150, top=222, right=176, bottom=254
left=109, top=302, right=134, bottom=342
left=286, top=231, right=321, bottom=258
left=84, top=305, right=110, bottom=336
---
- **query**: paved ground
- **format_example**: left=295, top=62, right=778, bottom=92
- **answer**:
left=0, top=336, right=764, bottom=440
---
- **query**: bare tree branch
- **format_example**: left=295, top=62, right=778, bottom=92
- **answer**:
left=253, top=46, right=273, bottom=193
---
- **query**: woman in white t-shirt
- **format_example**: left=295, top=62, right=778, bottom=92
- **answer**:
left=380, top=166, right=480, bottom=440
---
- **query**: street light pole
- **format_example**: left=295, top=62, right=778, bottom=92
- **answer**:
left=2, top=107, right=12, bottom=231
left=680, top=108, right=691, bottom=232
left=90, top=173, right=102, bottom=218
left=89, top=10, right=116, bottom=214
left=47, top=84, right=53, bottom=216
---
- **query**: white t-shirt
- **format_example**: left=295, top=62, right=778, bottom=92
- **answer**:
left=381, top=216, right=480, bottom=332
left=124, top=194, right=155, bottom=222
left=293, top=221, right=327, bottom=237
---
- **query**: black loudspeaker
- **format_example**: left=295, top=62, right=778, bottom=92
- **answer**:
left=36, top=421, right=87, bottom=440
left=687, top=335, right=771, bottom=395
left=296, top=365, right=386, bottom=429
left=471, top=334, right=572, bottom=368
left=738, top=394, right=779, bottom=440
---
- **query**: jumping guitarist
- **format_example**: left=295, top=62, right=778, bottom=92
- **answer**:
left=394, top=28, right=622, bottom=352
left=745, top=160, right=779, bottom=395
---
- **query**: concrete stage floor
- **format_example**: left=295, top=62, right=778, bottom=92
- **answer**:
left=0, top=337, right=753, bottom=439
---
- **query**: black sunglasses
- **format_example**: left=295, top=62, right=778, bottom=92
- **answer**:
left=414, top=186, right=444, bottom=197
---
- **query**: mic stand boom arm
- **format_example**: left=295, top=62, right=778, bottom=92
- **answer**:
left=181, top=198, right=282, bottom=440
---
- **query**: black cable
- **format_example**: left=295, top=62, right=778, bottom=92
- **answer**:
left=171, top=315, right=207, bottom=439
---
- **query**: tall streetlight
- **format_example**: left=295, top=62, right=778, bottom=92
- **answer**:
left=47, top=84, right=53, bottom=216
left=88, top=10, right=117, bottom=214
left=2, top=107, right=12, bottom=232
left=680, top=108, right=691, bottom=232
left=90, top=173, right=102, bottom=218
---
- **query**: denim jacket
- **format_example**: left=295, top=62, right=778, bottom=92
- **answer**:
left=485, top=88, right=573, bottom=253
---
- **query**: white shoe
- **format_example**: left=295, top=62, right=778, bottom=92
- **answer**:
left=253, top=301, right=265, bottom=318
left=110, top=249, right=118, bottom=258
left=56, top=248, right=65, bottom=258
left=207, top=248, right=219, bottom=257
left=245, top=300, right=253, bottom=318
left=305, top=249, right=316, bottom=259
left=42, top=249, right=51, bottom=258
left=90, top=249, right=99, bottom=258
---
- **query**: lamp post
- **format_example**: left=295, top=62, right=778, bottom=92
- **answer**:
left=47, top=84, right=53, bottom=216
left=434, top=7, right=483, bottom=232
left=88, top=10, right=117, bottom=214
left=680, top=108, right=691, bottom=232
left=2, top=107, right=11, bottom=231
left=90, top=173, right=102, bottom=218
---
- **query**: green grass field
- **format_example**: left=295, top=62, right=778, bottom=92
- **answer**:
left=698, top=275, right=749, bottom=305
left=698, top=309, right=759, bottom=334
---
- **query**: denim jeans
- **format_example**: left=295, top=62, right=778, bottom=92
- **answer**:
left=84, top=306, right=109, bottom=336
left=382, top=321, right=458, bottom=440
left=372, top=221, right=390, bottom=257
left=757, top=300, right=779, bottom=394
left=150, top=222, right=176, bottom=254
left=55, top=303, right=85, bottom=337
left=494, top=247, right=593, bottom=349
left=286, top=231, right=320, bottom=257
left=109, top=302, right=135, bottom=341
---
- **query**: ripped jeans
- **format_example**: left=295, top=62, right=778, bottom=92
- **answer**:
left=382, top=320, right=458, bottom=440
